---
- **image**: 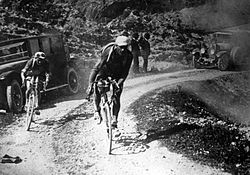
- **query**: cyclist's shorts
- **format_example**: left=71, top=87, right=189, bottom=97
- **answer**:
left=26, top=76, right=45, bottom=91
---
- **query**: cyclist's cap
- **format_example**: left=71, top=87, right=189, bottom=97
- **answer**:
left=115, top=36, right=130, bottom=46
left=34, top=52, right=46, bottom=59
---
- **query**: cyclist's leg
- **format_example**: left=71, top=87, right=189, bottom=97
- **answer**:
left=24, top=77, right=31, bottom=109
left=93, top=83, right=102, bottom=124
left=32, top=76, right=41, bottom=115
left=112, top=84, right=123, bottom=128
left=111, top=85, right=123, bottom=137
left=36, top=78, right=44, bottom=108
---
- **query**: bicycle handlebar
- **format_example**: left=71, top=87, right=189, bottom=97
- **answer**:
left=106, top=77, right=119, bottom=89
left=85, top=77, right=119, bottom=101
left=93, top=77, right=119, bottom=88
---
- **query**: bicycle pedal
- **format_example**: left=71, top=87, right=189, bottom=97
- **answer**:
left=97, top=117, right=103, bottom=125
left=113, top=129, right=121, bottom=138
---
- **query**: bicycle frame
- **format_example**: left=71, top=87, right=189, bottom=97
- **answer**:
left=26, top=76, right=39, bottom=131
left=94, top=78, right=118, bottom=154
left=100, top=84, right=114, bottom=127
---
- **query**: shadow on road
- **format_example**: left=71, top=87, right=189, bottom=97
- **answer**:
left=145, top=123, right=200, bottom=143
left=39, top=109, right=92, bottom=129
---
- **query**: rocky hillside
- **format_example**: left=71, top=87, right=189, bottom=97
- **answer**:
left=1, top=0, right=250, bottom=63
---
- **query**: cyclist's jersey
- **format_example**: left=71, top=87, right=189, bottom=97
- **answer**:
left=22, top=58, right=49, bottom=80
left=90, top=45, right=133, bottom=84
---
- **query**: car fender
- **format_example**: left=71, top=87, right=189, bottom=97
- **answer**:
left=230, top=46, right=242, bottom=64
left=0, top=70, right=15, bottom=80
left=0, top=70, right=21, bottom=84
left=216, top=50, right=228, bottom=58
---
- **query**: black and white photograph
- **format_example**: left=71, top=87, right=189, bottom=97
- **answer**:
left=0, top=0, right=249, bottom=174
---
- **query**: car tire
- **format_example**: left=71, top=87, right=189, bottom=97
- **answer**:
left=66, top=67, right=79, bottom=94
left=218, top=54, right=230, bottom=71
left=6, top=80, right=24, bottom=113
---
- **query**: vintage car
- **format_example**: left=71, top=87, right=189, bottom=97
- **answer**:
left=0, top=34, right=80, bottom=113
left=192, top=30, right=250, bottom=70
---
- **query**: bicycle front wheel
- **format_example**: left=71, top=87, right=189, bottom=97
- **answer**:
left=26, top=91, right=35, bottom=131
left=105, top=104, right=112, bottom=155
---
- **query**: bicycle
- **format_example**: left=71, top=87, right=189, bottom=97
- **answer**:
left=88, top=77, right=119, bottom=154
left=25, top=76, right=41, bottom=131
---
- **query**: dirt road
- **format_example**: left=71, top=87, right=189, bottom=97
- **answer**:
left=0, top=69, right=236, bottom=175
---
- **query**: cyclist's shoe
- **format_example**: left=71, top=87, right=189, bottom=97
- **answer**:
left=94, top=111, right=102, bottom=125
left=111, top=120, right=121, bottom=137
left=34, top=109, right=40, bottom=115
left=113, top=128, right=121, bottom=138
left=106, top=127, right=121, bottom=138
left=111, top=120, right=118, bottom=129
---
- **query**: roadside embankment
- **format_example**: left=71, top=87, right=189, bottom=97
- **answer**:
left=179, top=71, right=250, bottom=125
left=130, top=71, right=250, bottom=174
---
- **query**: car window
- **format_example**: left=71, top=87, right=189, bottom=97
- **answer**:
left=50, top=36, right=63, bottom=54
left=0, top=42, right=28, bottom=63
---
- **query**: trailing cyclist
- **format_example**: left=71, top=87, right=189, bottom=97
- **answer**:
left=21, top=51, right=50, bottom=114
left=87, top=35, right=133, bottom=135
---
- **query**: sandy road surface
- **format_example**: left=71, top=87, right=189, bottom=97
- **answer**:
left=0, top=69, right=235, bottom=175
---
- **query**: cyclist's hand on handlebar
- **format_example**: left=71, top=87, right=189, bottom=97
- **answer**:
left=21, top=80, right=26, bottom=88
left=43, top=81, right=48, bottom=91
left=85, top=83, right=94, bottom=101
left=21, top=82, right=25, bottom=88
left=85, top=94, right=91, bottom=101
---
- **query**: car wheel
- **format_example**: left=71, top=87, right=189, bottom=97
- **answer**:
left=6, top=80, right=24, bottom=113
left=66, top=67, right=79, bottom=94
left=218, top=54, right=230, bottom=71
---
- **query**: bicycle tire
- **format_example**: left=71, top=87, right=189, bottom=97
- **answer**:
left=26, top=91, right=35, bottom=131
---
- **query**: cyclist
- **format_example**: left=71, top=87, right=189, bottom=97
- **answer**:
left=21, top=51, right=50, bottom=114
left=87, top=35, right=133, bottom=134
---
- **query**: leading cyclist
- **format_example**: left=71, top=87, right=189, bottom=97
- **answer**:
left=21, top=51, right=50, bottom=114
left=87, top=35, right=133, bottom=134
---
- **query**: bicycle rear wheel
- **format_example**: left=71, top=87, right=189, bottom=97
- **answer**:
left=26, top=91, right=35, bottom=131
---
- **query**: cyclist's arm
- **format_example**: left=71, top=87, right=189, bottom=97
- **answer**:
left=43, top=59, right=51, bottom=80
left=22, top=59, right=33, bottom=74
left=21, top=59, right=32, bottom=83
left=89, top=51, right=108, bottom=84
left=44, top=59, right=50, bottom=74
left=41, top=60, right=50, bottom=89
